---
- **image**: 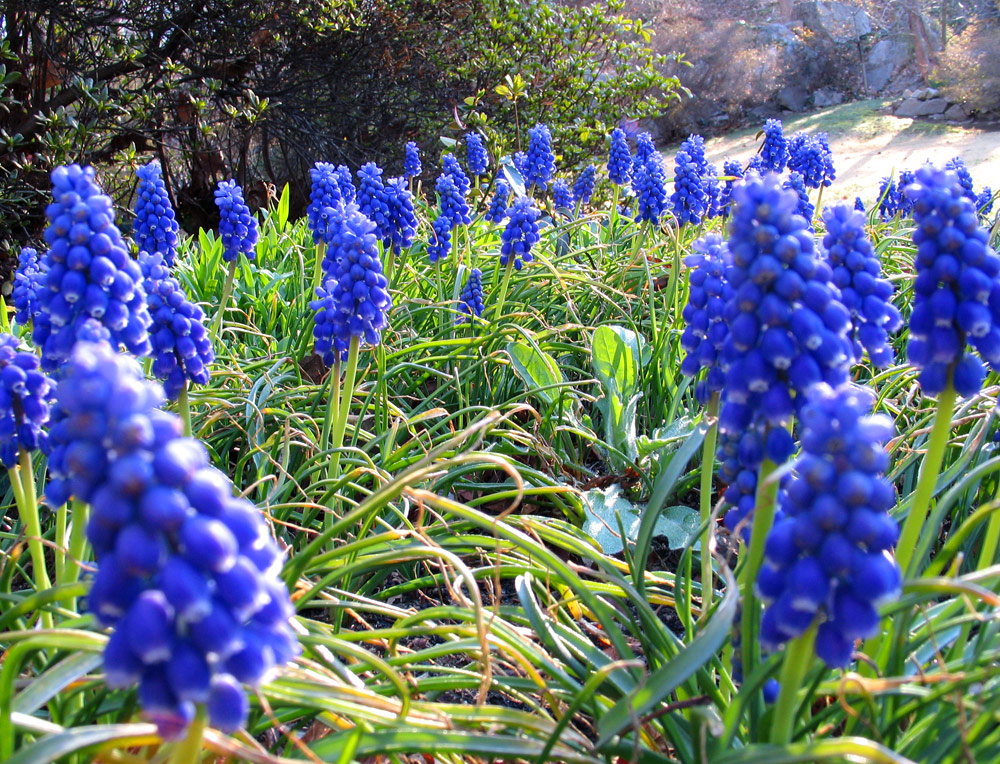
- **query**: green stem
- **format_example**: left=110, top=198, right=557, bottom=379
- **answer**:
left=66, top=499, right=89, bottom=613
left=9, top=450, right=53, bottom=627
left=814, top=185, right=825, bottom=220
left=312, top=240, right=327, bottom=292
left=327, top=337, right=361, bottom=508
left=770, top=623, right=818, bottom=744
left=896, top=381, right=957, bottom=576
left=212, top=260, right=239, bottom=340
left=980, top=504, right=1000, bottom=569
left=177, top=381, right=192, bottom=438
left=493, top=256, right=516, bottom=325
left=635, top=224, right=657, bottom=340
left=168, top=706, right=206, bottom=764
left=698, top=393, right=720, bottom=625
left=741, top=458, right=780, bottom=709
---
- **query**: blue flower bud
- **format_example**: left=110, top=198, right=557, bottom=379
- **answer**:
left=214, top=179, right=258, bottom=263
left=525, top=124, right=556, bottom=191
left=403, top=141, right=422, bottom=178
left=133, top=162, right=179, bottom=265
left=500, top=196, right=541, bottom=270
left=465, top=133, right=489, bottom=176
left=608, top=128, right=632, bottom=186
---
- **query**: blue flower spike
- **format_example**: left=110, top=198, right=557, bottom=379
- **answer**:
left=500, top=196, right=541, bottom=271
left=403, top=141, right=422, bottom=179
left=12, top=247, right=47, bottom=328
left=214, top=180, right=259, bottom=263
left=133, top=162, right=180, bottom=266
left=457, top=268, right=485, bottom=324
left=524, top=124, right=556, bottom=192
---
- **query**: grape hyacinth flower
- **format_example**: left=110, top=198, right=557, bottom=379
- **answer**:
left=310, top=203, right=392, bottom=365
left=877, top=177, right=900, bottom=220
left=435, top=173, right=472, bottom=228
left=746, top=153, right=766, bottom=176
left=704, top=164, right=723, bottom=219
left=792, top=133, right=836, bottom=189
left=760, top=119, right=789, bottom=173
left=403, top=141, right=422, bottom=178
left=552, top=179, right=573, bottom=212
left=783, top=171, right=815, bottom=225
left=757, top=383, right=899, bottom=669
left=486, top=180, right=510, bottom=224
left=976, top=186, right=994, bottom=218
left=356, top=162, right=391, bottom=237
left=608, top=127, right=632, bottom=187
left=427, top=215, right=452, bottom=264
left=524, top=124, right=556, bottom=191
left=905, top=165, right=1000, bottom=397
left=945, top=157, right=976, bottom=201
left=133, top=162, right=180, bottom=266
left=633, top=132, right=657, bottom=174
left=443, top=153, right=471, bottom=198
left=897, top=169, right=916, bottom=217
left=465, top=133, right=489, bottom=177
left=718, top=160, right=744, bottom=217
left=34, top=164, right=153, bottom=371
left=335, top=165, right=356, bottom=205
left=573, top=165, right=596, bottom=207
left=500, top=196, right=541, bottom=270
left=0, top=333, right=55, bottom=468
left=634, top=153, right=668, bottom=226
left=380, top=177, right=418, bottom=254
left=457, top=268, right=485, bottom=323
left=854, top=197, right=865, bottom=212
left=512, top=151, right=528, bottom=178
left=12, top=246, right=47, bottom=327
left=215, top=180, right=259, bottom=263
left=140, top=252, right=215, bottom=401
left=680, top=234, right=732, bottom=404
left=822, top=203, right=902, bottom=368
left=716, top=175, right=853, bottom=539
left=307, top=163, right=343, bottom=243
left=47, top=341, right=298, bottom=737
left=669, top=149, right=707, bottom=226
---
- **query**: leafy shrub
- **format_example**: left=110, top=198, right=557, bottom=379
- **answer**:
left=938, top=20, right=1000, bottom=114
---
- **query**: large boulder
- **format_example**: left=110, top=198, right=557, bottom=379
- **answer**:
left=777, top=85, right=810, bottom=112
left=895, top=96, right=948, bottom=118
left=812, top=88, right=844, bottom=108
left=865, top=39, right=912, bottom=91
left=795, top=1, right=872, bottom=44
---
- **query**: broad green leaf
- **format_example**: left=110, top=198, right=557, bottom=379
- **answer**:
left=506, top=341, right=563, bottom=407
left=277, top=182, right=290, bottom=229
left=592, top=325, right=644, bottom=399
left=582, top=484, right=699, bottom=555
left=7, top=723, right=160, bottom=764
left=13, top=652, right=101, bottom=715
left=499, top=156, right=526, bottom=197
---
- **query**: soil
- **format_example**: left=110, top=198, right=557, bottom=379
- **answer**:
left=677, top=99, right=1000, bottom=206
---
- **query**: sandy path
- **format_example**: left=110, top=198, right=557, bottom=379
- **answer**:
left=688, top=100, right=1000, bottom=206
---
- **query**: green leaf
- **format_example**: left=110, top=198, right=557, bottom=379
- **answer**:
left=505, top=341, right=563, bottom=407
left=499, top=155, right=526, bottom=197
left=592, top=325, right=645, bottom=399
left=7, top=723, right=160, bottom=764
left=582, top=485, right=699, bottom=555
left=277, top=182, right=290, bottom=229
left=439, top=136, right=458, bottom=148
left=13, top=652, right=101, bottom=715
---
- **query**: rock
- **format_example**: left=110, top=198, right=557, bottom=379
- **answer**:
left=902, top=89, right=914, bottom=99
left=812, top=88, right=843, bottom=108
left=915, top=87, right=940, bottom=101
left=794, top=1, right=872, bottom=43
left=758, top=23, right=801, bottom=48
left=944, top=103, right=968, bottom=121
left=777, top=85, right=810, bottom=112
left=708, top=113, right=731, bottom=127
left=896, top=97, right=948, bottom=117
left=865, top=39, right=911, bottom=91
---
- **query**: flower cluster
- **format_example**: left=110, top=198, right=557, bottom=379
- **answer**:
left=976, top=187, right=994, bottom=218
left=635, top=154, right=668, bottom=226
left=0, top=333, right=55, bottom=467
left=680, top=234, right=732, bottom=403
left=716, top=175, right=853, bottom=538
left=486, top=180, right=510, bottom=224
left=379, top=177, right=418, bottom=254
left=436, top=173, right=472, bottom=228
left=34, top=164, right=153, bottom=371
left=47, top=341, right=298, bottom=736
left=525, top=124, right=556, bottom=191
left=443, top=153, right=471, bottom=198
left=608, top=128, right=632, bottom=186
left=403, top=142, right=422, bottom=178
left=783, top=171, right=815, bottom=224
left=457, top=268, right=485, bottom=323
left=133, top=162, right=180, bottom=265
left=877, top=176, right=901, bottom=220
left=573, top=165, right=596, bottom=207
left=215, top=180, right=258, bottom=263
left=12, top=246, right=46, bottom=327
left=905, top=165, right=1000, bottom=396
left=356, top=162, right=391, bottom=241
left=552, top=179, right=573, bottom=212
left=427, top=215, right=452, bottom=264
left=310, top=203, right=392, bottom=364
left=718, top=160, right=744, bottom=217
left=465, top=133, right=489, bottom=177
left=307, top=163, right=343, bottom=243
left=336, top=165, right=356, bottom=205
left=788, top=133, right=835, bottom=189
left=760, top=119, right=789, bottom=173
left=633, top=132, right=657, bottom=176
left=821, top=203, right=902, bottom=368
left=140, top=252, right=215, bottom=400
left=500, top=196, right=541, bottom=270
left=757, top=383, right=900, bottom=668
left=670, top=149, right=708, bottom=226
left=946, top=157, right=976, bottom=201
left=854, top=197, right=865, bottom=212
left=512, top=151, right=528, bottom=179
